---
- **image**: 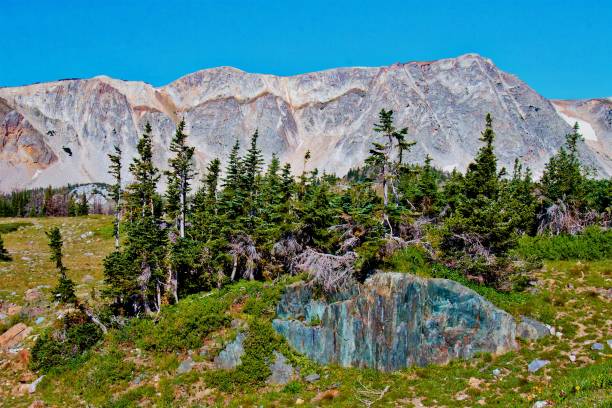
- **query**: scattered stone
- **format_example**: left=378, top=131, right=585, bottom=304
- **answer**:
left=35, top=317, right=45, bottom=325
left=591, top=342, right=604, bottom=351
left=7, top=305, right=22, bottom=316
left=230, top=318, right=248, bottom=330
left=214, top=332, right=246, bottom=369
left=517, top=316, right=551, bottom=341
left=24, top=288, right=43, bottom=302
left=28, top=375, right=45, bottom=393
left=28, top=400, right=45, bottom=408
left=607, top=340, right=612, bottom=349
left=83, top=252, right=94, bottom=257
left=267, top=351, right=295, bottom=385
left=555, top=332, right=563, bottom=339
left=177, top=357, right=193, bottom=374
left=0, top=313, right=7, bottom=320
left=311, top=389, right=340, bottom=403
left=304, top=373, right=320, bottom=383
left=492, top=368, right=501, bottom=377
left=569, top=354, right=576, bottom=362
left=528, top=359, right=550, bottom=373
left=0, top=323, right=32, bottom=350
left=455, top=391, right=469, bottom=401
left=80, top=231, right=94, bottom=239
left=566, top=283, right=574, bottom=289
left=548, top=326, right=556, bottom=336
left=21, top=256, right=32, bottom=261
left=82, top=275, right=95, bottom=283
left=533, top=401, right=552, bottom=408
left=295, top=398, right=304, bottom=405
left=132, top=374, right=144, bottom=385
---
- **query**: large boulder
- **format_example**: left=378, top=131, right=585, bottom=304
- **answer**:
left=273, top=273, right=519, bottom=372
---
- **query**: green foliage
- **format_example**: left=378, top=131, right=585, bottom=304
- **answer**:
left=385, top=246, right=431, bottom=276
left=46, top=226, right=77, bottom=303
left=118, top=293, right=230, bottom=351
left=0, top=221, right=33, bottom=234
left=30, top=310, right=103, bottom=372
left=540, top=123, right=588, bottom=207
left=514, top=227, right=612, bottom=260
left=0, top=233, right=11, bottom=261
left=204, top=319, right=282, bottom=391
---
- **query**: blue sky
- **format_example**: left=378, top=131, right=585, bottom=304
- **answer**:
left=1, top=0, right=610, bottom=99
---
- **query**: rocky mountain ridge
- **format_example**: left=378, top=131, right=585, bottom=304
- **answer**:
left=1, top=53, right=610, bottom=192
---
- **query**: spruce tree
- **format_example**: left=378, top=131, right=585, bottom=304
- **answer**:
left=541, top=123, right=586, bottom=206
left=366, top=109, right=413, bottom=208
left=47, top=227, right=76, bottom=304
left=128, top=123, right=160, bottom=217
left=108, top=145, right=122, bottom=249
left=77, top=193, right=89, bottom=216
left=463, top=113, right=500, bottom=200
left=0, top=234, right=11, bottom=261
left=165, top=120, right=195, bottom=238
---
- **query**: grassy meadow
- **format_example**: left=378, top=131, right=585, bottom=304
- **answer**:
left=0, top=216, right=610, bottom=407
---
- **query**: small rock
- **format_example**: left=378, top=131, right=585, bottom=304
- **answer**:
left=177, top=357, right=193, bottom=374
left=566, top=283, right=574, bottom=289
left=517, top=316, right=550, bottom=341
left=591, top=342, right=604, bottom=351
left=304, top=373, right=320, bottom=383
left=28, top=400, right=45, bottom=408
left=0, top=313, right=7, bottom=320
left=267, top=351, right=295, bottom=385
left=547, top=325, right=556, bottom=336
left=533, top=401, right=552, bottom=408
left=82, top=275, right=95, bottom=283
left=311, top=389, right=340, bottom=403
left=492, top=368, right=501, bottom=377
left=80, top=231, right=94, bottom=239
left=83, top=252, right=94, bottom=257
left=528, top=359, right=550, bottom=373
left=569, top=354, right=576, bottom=362
left=29, top=375, right=45, bottom=394
left=35, top=317, right=45, bottom=325
left=607, top=339, right=612, bottom=349
left=0, top=323, right=32, bottom=350
left=24, top=288, right=43, bottom=302
left=295, top=398, right=304, bottom=405
left=214, top=332, right=246, bottom=369
left=132, top=374, right=144, bottom=385
left=7, top=305, right=22, bottom=316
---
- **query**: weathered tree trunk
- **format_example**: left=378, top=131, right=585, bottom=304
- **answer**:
left=139, top=259, right=152, bottom=314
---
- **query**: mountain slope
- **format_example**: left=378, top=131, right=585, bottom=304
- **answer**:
left=0, top=54, right=609, bottom=192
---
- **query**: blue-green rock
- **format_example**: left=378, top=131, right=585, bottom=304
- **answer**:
left=273, top=272, right=519, bottom=372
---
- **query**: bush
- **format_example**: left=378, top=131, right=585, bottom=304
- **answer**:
left=119, top=293, right=230, bottom=351
left=30, top=310, right=103, bottom=372
left=385, top=246, right=431, bottom=276
left=514, top=227, right=611, bottom=261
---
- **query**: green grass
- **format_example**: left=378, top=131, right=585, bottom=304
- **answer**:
left=1, top=215, right=610, bottom=407
left=0, top=221, right=33, bottom=234
left=514, top=227, right=612, bottom=261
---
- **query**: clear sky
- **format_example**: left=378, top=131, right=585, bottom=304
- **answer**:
left=1, top=0, right=610, bottom=99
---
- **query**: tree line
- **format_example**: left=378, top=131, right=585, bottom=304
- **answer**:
left=91, top=110, right=610, bottom=315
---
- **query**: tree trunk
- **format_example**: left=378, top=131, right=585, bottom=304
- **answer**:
left=179, top=179, right=186, bottom=239
left=231, top=254, right=238, bottom=281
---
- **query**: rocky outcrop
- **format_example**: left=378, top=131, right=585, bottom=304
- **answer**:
left=0, top=54, right=609, bottom=192
left=273, top=273, right=520, bottom=372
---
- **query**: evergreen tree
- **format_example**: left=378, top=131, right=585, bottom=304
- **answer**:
left=0, top=234, right=11, bottom=261
left=76, top=193, right=89, bottom=216
left=105, top=123, right=165, bottom=314
left=414, top=155, right=440, bottom=215
left=541, top=123, right=587, bottom=206
left=366, top=109, right=413, bottom=208
left=165, top=120, right=195, bottom=238
left=47, top=227, right=76, bottom=303
left=463, top=113, right=500, bottom=200
left=108, top=145, right=122, bottom=249
left=128, top=123, right=160, bottom=217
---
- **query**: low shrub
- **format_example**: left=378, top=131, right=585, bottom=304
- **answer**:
left=120, top=294, right=230, bottom=351
left=514, top=227, right=611, bottom=261
left=30, top=310, right=103, bottom=372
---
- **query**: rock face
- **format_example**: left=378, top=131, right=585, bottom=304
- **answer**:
left=0, top=54, right=609, bottom=192
left=551, top=98, right=612, bottom=176
left=273, top=273, right=518, bottom=372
